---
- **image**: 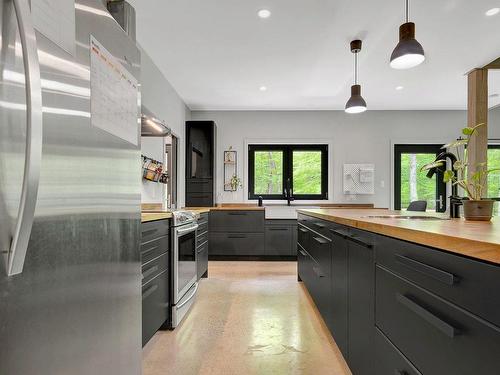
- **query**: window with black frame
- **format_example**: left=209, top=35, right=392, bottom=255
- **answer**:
left=488, top=144, right=500, bottom=216
left=248, top=144, right=328, bottom=200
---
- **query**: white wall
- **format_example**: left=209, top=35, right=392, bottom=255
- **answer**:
left=191, top=110, right=500, bottom=208
left=140, top=46, right=190, bottom=207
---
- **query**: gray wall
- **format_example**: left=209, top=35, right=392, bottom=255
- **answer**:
left=191, top=110, right=500, bottom=208
left=140, top=46, right=190, bottom=207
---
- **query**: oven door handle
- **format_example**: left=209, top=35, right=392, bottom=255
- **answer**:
left=176, top=282, right=199, bottom=309
left=175, top=223, right=199, bottom=235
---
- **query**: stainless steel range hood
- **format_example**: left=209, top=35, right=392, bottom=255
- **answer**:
left=107, top=1, right=136, bottom=41
left=141, top=107, right=171, bottom=137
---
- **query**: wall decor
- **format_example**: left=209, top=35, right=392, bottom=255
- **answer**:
left=142, top=155, right=168, bottom=184
left=343, top=163, right=375, bottom=195
left=223, top=147, right=239, bottom=191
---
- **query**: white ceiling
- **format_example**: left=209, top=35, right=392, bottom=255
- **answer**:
left=130, top=0, right=500, bottom=111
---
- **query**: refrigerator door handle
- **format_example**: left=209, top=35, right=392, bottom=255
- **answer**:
left=5, top=0, right=43, bottom=276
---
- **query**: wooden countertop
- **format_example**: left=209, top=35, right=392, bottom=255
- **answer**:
left=297, top=208, right=500, bottom=265
left=141, top=212, right=172, bottom=223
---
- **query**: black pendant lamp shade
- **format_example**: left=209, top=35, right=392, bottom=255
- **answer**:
left=345, top=40, right=367, bottom=114
left=390, top=0, right=425, bottom=69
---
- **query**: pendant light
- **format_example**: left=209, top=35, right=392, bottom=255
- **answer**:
left=345, top=40, right=367, bottom=114
left=390, top=0, right=425, bottom=69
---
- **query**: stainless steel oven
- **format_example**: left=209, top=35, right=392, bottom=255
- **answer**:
left=171, top=211, right=199, bottom=328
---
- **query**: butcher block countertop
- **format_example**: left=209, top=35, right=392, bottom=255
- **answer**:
left=141, top=212, right=172, bottom=223
left=297, top=208, right=500, bottom=265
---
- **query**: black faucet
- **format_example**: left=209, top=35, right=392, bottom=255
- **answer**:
left=285, top=178, right=294, bottom=206
left=425, top=151, right=462, bottom=218
left=258, top=196, right=263, bottom=207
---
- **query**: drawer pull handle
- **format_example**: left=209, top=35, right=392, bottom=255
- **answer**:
left=228, top=212, right=248, bottom=216
left=346, top=234, right=373, bottom=248
left=198, top=230, right=208, bottom=236
left=299, top=227, right=308, bottom=233
left=269, top=228, right=288, bottom=231
left=141, top=245, right=159, bottom=256
left=142, top=284, right=158, bottom=299
left=143, top=265, right=159, bottom=280
left=395, top=254, right=458, bottom=286
left=314, top=222, right=326, bottom=228
left=298, top=246, right=307, bottom=256
left=330, top=228, right=348, bottom=238
left=396, top=293, right=458, bottom=338
left=228, top=235, right=246, bottom=239
left=312, top=266, right=324, bottom=278
left=313, top=236, right=329, bottom=245
left=394, top=371, right=408, bottom=375
left=141, top=229, right=157, bottom=237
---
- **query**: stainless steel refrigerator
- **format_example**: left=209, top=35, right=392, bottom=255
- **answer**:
left=0, top=1, right=142, bottom=374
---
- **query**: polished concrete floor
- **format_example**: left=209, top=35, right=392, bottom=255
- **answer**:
left=143, top=261, right=351, bottom=375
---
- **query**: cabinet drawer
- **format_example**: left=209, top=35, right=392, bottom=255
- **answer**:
left=142, top=270, right=169, bottom=347
left=297, top=244, right=310, bottom=282
left=197, top=229, right=209, bottom=246
left=141, top=236, right=169, bottom=264
left=197, top=244, right=208, bottom=280
left=210, top=232, right=265, bottom=256
left=142, top=252, right=168, bottom=286
left=376, top=265, right=500, bottom=375
left=210, top=210, right=264, bottom=233
left=309, top=231, right=332, bottom=266
left=141, top=220, right=169, bottom=244
left=186, top=192, right=213, bottom=207
left=376, top=234, right=500, bottom=327
left=187, top=178, right=213, bottom=193
left=265, top=226, right=293, bottom=256
left=297, top=223, right=310, bottom=250
left=298, top=214, right=332, bottom=240
left=374, top=328, right=422, bottom=375
left=198, top=213, right=209, bottom=225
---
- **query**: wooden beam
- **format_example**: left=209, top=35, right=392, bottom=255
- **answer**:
left=467, top=68, right=488, bottom=196
left=484, top=57, right=500, bottom=69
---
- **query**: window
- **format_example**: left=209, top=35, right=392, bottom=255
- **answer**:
left=394, top=144, right=447, bottom=212
left=488, top=145, right=500, bottom=216
left=248, top=144, right=328, bottom=200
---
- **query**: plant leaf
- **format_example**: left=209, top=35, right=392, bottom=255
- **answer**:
left=420, top=160, right=445, bottom=172
left=443, top=170, right=455, bottom=183
left=441, top=139, right=468, bottom=149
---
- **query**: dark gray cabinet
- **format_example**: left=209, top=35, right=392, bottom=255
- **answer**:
left=346, top=229, right=374, bottom=375
left=265, top=220, right=297, bottom=257
left=297, top=212, right=500, bottom=375
left=330, top=229, right=349, bottom=359
left=141, top=219, right=170, bottom=347
left=196, top=212, right=209, bottom=279
left=209, top=210, right=266, bottom=258
left=185, top=121, right=216, bottom=207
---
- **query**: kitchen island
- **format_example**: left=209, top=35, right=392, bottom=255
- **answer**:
left=297, top=208, right=500, bottom=375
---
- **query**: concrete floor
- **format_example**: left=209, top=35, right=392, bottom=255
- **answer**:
left=143, top=261, right=351, bottom=375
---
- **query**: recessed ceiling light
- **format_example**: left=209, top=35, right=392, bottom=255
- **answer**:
left=396, top=86, right=404, bottom=91
left=258, top=9, right=271, bottom=19
left=259, top=86, right=268, bottom=92
left=485, top=8, right=500, bottom=16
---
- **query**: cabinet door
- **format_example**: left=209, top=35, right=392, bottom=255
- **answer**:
left=142, top=270, right=169, bottom=347
left=330, top=232, right=349, bottom=359
left=265, top=226, right=293, bottom=256
left=197, top=242, right=208, bottom=280
left=348, top=239, right=375, bottom=375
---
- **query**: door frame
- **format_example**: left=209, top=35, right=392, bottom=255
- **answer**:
left=393, top=143, right=447, bottom=212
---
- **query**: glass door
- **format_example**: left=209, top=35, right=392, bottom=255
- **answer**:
left=488, top=145, right=500, bottom=216
left=394, top=145, right=447, bottom=212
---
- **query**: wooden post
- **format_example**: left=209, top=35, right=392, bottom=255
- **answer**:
left=467, top=68, right=488, bottom=196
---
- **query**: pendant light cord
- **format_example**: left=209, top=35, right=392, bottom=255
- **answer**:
left=354, top=52, right=358, bottom=85
left=405, top=0, right=410, bottom=22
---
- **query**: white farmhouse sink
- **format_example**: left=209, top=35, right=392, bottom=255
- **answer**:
left=265, top=205, right=320, bottom=219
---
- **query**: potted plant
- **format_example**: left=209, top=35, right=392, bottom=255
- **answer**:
left=230, top=174, right=242, bottom=191
left=421, top=123, right=499, bottom=221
